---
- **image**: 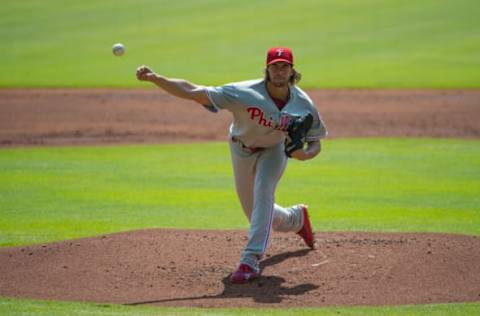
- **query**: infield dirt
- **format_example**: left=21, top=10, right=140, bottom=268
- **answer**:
left=1, top=230, right=480, bottom=308
left=0, top=89, right=479, bottom=308
left=1, top=89, right=479, bottom=146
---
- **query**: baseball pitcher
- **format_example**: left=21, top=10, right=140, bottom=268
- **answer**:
left=136, top=47, right=327, bottom=284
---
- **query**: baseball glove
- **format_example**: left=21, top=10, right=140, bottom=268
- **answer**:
left=285, top=113, right=313, bottom=157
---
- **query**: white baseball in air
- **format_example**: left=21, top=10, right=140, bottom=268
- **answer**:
left=112, top=43, right=125, bottom=56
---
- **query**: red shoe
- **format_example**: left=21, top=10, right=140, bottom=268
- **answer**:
left=230, top=263, right=259, bottom=284
left=297, top=205, right=315, bottom=249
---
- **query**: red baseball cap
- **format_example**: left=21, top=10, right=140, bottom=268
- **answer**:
left=266, top=47, right=294, bottom=65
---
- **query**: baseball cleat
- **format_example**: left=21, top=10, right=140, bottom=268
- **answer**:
left=297, top=204, right=315, bottom=249
left=230, top=263, right=259, bottom=284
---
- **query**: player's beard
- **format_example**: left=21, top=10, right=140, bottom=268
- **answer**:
left=270, top=76, right=289, bottom=88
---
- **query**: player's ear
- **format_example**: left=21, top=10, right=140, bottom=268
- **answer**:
left=290, top=68, right=301, bottom=85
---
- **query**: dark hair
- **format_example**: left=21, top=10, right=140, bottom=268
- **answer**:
left=264, top=67, right=302, bottom=85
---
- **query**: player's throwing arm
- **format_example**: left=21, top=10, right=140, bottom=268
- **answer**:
left=136, top=65, right=211, bottom=106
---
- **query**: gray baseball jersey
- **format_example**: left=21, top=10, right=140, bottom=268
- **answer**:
left=204, top=79, right=327, bottom=272
left=204, top=79, right=327, bottom=148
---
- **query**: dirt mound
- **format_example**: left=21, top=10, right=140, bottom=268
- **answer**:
left=0, top=89, right=479, bottom=147
left=1, top=229, right=479, bottom=308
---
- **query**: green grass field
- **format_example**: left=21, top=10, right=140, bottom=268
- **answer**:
left=1, top=297, right=480, bottom=316
left=1, top=139, right=479, bottom=247
left=1, top=139, right=479, bottom=315
left=1, top=0, right=479, bottom=88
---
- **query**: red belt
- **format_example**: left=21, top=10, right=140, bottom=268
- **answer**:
left=231, top=137, right=264, bottom=153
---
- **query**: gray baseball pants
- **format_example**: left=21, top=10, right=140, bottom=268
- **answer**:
left=229, top=139, right=304, bottom=273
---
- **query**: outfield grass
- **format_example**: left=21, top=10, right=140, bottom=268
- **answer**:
left=1, top=139, right=479, bottom=315
left=1, top=0, right=479, bottom=88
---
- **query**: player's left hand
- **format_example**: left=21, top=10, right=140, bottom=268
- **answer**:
left=289, top=140, right=321, bottom=161
left=284, top=113, right=313, bottom=158
left=290, top=149, right=308, bottom=160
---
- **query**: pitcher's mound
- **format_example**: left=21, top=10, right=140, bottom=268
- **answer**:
left=1, top=229, right=479, bottom=308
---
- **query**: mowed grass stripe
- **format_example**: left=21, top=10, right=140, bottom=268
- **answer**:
left=0, top=138, right=479, bottom=247
left=0, top=297, right=479, bottom=316
left=1, top=0, right=479, bottom=88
